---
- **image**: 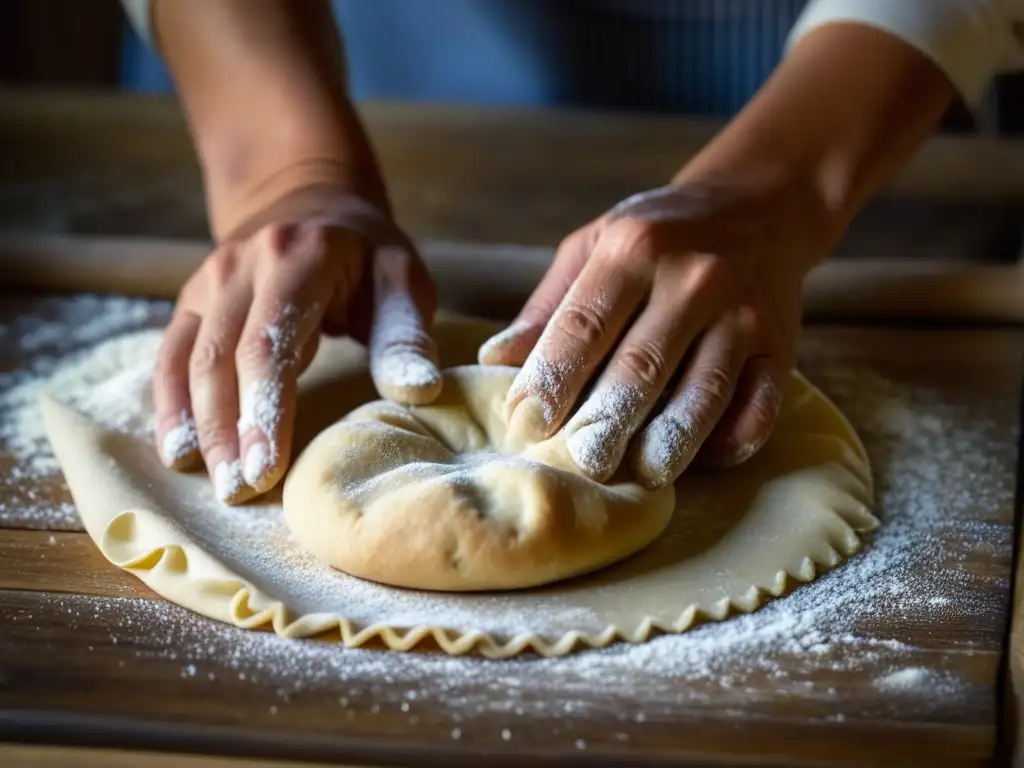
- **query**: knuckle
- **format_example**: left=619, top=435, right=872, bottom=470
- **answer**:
left=746, top=397, right=779, bottom=439
left=261, top=222, right=294, bottom=253
left=194, top=420, right=237, bottom=454
left=683, top=255, right=729, bottom=294
left=601, top=218, right=658, bottom=265
left=556, top=303, right=607, bottom=346
left=204, top=246, right=242, bottom=286
left=261, top=222, right=342, bottom=270
left=556, top=224, right=594, bottom=257
left=294, top=225, right=334, bottom=266
left=617, top=342, right=667, bottom=388
left=688, top=366, right=735, bottom=414
left=154, top=345, right=181, bottom=382
left=235, top=329, right=277, bottom=371
left=747, top=376, right=783, bottom=433
left=189, top=338, right=231, bottom=379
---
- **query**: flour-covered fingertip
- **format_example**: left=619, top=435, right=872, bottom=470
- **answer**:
left=373, top=351, right=443, bottom=405
left=242, top=441, right=271, bottom=488
left=564, top=381, right=644, bottom=480
left=631, top=413, right=697, bottom=488
left=161, top=410, right=200, bottom=470
left=213, top=458, right=248, bottom=504
left=477, top=320, right=536, bottom=365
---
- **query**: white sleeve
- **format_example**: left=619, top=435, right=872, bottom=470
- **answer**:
left=787, top=0, right=1024, bottom=107
left=121, top=0, right=154, bottom=45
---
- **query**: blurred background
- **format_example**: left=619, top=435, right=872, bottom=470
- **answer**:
left=1, top=0, right=1021, bottom=262
left=3, top=0, right=1020, bottom=131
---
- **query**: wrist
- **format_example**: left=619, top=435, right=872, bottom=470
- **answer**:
left=676, top=22, right=953, bottom=251
left=220, top=180, right=410, bottom=258
left=151, top=0, right=390, bottom=241
left=672, top=149, right=844, bottom=277
left=212, top=156, right=387, bottom=244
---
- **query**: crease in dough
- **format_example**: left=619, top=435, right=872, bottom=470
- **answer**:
left=283, top=365, right=677, bottom=592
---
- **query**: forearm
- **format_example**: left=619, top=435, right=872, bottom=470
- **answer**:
left=150, top=0, right=389, bottom=241
left=676, top=22, right=955, bottom=254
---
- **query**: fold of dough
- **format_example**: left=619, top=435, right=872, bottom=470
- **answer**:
left=40, top=313, right=878, bottom=658
left=283, top=366, right=675, bottom=592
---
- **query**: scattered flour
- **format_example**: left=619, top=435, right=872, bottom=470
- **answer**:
left=0, top=295, right=171, bottom=528
left=0, top=296, right=1015, bottom=724
left=876, top=667, right=931, bottom=690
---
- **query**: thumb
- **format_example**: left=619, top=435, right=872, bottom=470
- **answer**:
left=477, top=222, right=598, bottom=366
left=368, top=243, right=443, bottom=405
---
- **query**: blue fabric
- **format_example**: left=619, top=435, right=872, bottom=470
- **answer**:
left=118, top=0, right=807, bottom=117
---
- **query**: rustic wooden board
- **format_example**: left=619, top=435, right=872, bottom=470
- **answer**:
left=0, top=590, right=998, bottom=768
left=1, top=744, right=374, bottom=768
left=0, top=319, right=1019, bottom=767
left=0, top=90, right=1022, bottom=766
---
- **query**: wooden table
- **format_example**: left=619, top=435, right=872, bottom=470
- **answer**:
left=1, top=90, right=1023, bottom=767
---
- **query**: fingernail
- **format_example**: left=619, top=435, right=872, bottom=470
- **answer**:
left=712, top=436, right=766, bottom=469
left=504, top=355, right=573, bottom=440
left=214, top=459, right=245, bottom=503
left=373, top=350, right=441, bottom=390
left=632, top=413, right=697, bottom=488
left=478, top=320, right=532, bottom=365
left=565, top=383, right=644, bottom=480
left=162, top=410, right=198, bottom=467
left=507, top=395, right=551, bottom=444
left=243, top=442, right=270, bottom=487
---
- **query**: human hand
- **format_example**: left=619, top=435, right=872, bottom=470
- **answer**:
left=153, top=191, right=441, bottom=504
left=478, top=173, right=841, bottom=488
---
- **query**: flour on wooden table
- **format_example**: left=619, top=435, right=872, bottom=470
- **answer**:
left=0, top=295, right=171, bottom=528
left=0, top=298, right=1014, bottom=721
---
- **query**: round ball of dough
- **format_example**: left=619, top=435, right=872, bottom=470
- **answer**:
left=283, top=365, right=675, bottom=592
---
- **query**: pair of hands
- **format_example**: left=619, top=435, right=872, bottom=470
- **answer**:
left=154, top=174, right=835, bottom=504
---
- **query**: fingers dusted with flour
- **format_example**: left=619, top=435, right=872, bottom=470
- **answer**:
left=154, top=310, right=202, bottom=471
left=233, top=223, right=356, bottom=495
left=145, top=0, right=445, bottom=501
left=563, top=255, right=735, bottom=483
left=481, top=20, right=959, bottom=485
left=477, top=225, right=596, bottom=368
left=369, top=243, right=442, bottom=405
left=149, top=194, right=442, bottom=505
left=178, top=245, right=253, bottom=503
left=697, top=355, right=788, bottom=470
left=492, top=178, right=815, bottom=486
left=502, top=222, right=654, bottom=443
left=629, top=313, right=753, bottom=488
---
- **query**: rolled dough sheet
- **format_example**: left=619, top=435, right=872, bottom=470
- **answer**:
left=40, top=313, right=878, bottom=658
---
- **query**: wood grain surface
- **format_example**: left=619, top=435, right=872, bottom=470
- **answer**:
left=0, top=90, right=1021, bottom=261
left=1, top=744, right=377, bottom=768
left=1, top=304, right=1019, bottom=767
left=4, top=234, right=1024, bottom=323
left=1, top=90, right=1023, bottom=767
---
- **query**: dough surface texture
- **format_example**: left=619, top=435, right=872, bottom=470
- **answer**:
left=283, top=366, right=675, bottom=591
left=41, top=312, right=878, bottom=658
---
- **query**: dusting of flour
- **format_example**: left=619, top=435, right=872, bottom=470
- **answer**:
left=0, top=296, right=1015, bottom=726
left=0, top=295, right=171, bottom=528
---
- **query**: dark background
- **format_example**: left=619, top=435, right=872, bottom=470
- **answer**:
left=0, top=0, right=1016, bottom=134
